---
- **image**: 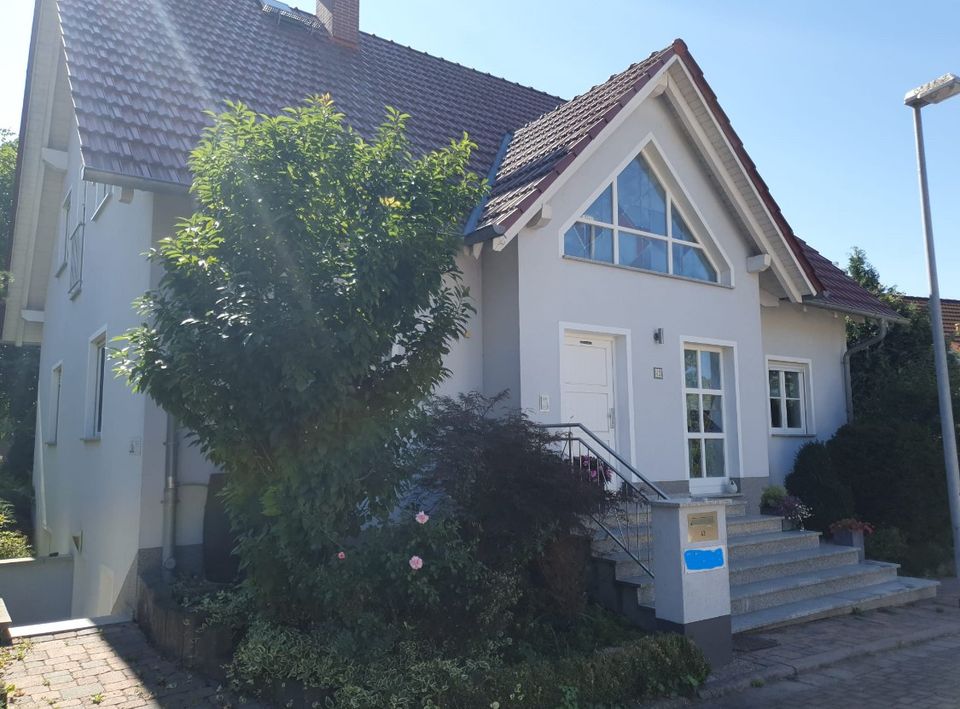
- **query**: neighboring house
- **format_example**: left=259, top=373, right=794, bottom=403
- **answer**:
left=903, top=296, right=960, bottom=353
left=2, top=0, right=905, bottom=621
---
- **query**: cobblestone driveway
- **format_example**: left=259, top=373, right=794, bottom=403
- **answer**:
left=2, top=622, right=252, bottom=708
left=699, top=631, right=960, bottom=708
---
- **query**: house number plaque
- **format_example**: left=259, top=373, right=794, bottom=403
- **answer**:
left=687, top=511, right=719, bottom=543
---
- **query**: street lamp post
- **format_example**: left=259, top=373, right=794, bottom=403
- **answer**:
left=905, top=74, right=960, bottom=578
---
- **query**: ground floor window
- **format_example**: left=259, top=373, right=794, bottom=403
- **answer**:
left=766, top=358, right=813, bottom=435
left=684, top=345, right=726, bottom=479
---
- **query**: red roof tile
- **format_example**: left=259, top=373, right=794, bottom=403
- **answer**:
left=797, top=238, right=904, bottom=321
left=903, top=296, right=960, bottom=342
left=476, top=46, right=674, bottom=233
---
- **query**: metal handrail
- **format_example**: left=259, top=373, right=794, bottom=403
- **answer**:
left=543, top=422, right=670, bottom=500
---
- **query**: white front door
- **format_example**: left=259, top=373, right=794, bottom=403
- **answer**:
left=561, top=334, right=616, bottom=450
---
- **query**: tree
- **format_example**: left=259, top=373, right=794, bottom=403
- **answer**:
left=119, top=96, right=485, bottom=615
left=0, top=129, right=38, bottom=532
left=788, top=248, right=960, bottom=574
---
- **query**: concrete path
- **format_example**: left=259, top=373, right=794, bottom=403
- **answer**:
left=687, top=577, right=960, bottom=707
left=1, top=621, right=258, bottom=708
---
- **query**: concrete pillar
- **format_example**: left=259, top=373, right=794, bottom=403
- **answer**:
left=651, top=497, right=732, bottom=666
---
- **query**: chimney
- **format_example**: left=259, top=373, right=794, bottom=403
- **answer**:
left=316, top=0, right=359, bottom=49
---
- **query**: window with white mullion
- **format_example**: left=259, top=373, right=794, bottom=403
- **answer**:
left=563, top=152, right=718, bottom=282
left=684, top=346, right=726, bottom=479
left=769, top=368, right=805, bottom=432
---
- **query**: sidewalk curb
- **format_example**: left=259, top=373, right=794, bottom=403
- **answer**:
left=697, top=624, right=960, bottom=700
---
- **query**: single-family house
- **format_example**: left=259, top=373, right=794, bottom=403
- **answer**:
left=2, top=0, right=935, bottom=632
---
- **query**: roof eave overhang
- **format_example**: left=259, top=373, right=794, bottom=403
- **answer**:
left=2, top=0, right=50, bottom=345
left=802, top=297, right=909, bottom=325
left=83, top=166, right=191, bottom=195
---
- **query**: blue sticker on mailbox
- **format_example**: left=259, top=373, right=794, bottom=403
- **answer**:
left=684, top=547, right=725, bottom=572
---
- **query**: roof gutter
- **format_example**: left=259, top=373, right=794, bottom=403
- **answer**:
left=802, top=296, right=909, bottom=326
left=82, top=167, right=191, bottom=196
left=843, top=318, right=890, bottom=423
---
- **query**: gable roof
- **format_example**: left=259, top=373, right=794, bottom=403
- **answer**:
left=13, top=0, right=898, bottom=325
left=58, top=0, right=562, bottom=189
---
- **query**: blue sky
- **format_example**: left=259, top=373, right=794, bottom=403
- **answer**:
left=2, top=0, right=959, bottom=297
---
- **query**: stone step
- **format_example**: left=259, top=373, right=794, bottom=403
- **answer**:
left=730, top=544, right=861, bottom=585
left=727, top=514, right=783, bottom=536
left=732, top=576, right=940, bottom=634
left=614, top=572, right=656, bottom=606
left=590, top=512, right=778, bottom=555
left=728, top=529, right=821, bottom=560
left=731, top=561, right=899, bottom=615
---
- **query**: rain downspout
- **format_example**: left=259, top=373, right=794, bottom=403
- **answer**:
left=161, top=413, right=179, bottom=579
left=843, top=319, right=889, bottom=423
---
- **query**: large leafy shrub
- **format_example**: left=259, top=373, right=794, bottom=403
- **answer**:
left=119, top=97, right=485, bottom=615
left=787, top=249, right=958, bottom=574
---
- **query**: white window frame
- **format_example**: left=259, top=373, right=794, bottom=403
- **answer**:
left=683, top=344, right=727, bottom=480
left=84, top=328, right=108, bottom=441
left=765, top=356, right=816, bottom=437
left=45, top=362, right=63, bottom=446
left=561, top=151, right=720, bottom=284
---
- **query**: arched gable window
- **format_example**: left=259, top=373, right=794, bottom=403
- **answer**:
left=563, top=153, right=718, bottom=283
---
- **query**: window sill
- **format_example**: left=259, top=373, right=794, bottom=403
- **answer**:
left=54, top=261, right=67, bottom=278
left=770, top=430, right=815, bottom=438
left=561, top=255, right=732, bottom=289
left=68, top=282, right=82, bottom=300
left=81, top=434, right=101, bottom=444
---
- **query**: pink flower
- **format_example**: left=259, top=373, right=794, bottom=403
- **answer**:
left=409, top=555, right=423, bottom=571
left=337, top=551, right=346, bottom=560
left=415, top=510, right=430, bottom=525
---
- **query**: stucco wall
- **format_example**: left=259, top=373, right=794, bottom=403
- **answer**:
left=0, top=555, right=74, bottom=625
left=481, top=240, right=521, bottom=407
left=434, top=249, right=484, bottom=399
left=761, top=303, right=848, bottom=485
left=32, top=128, right=155, bottom=618
left=513, top=95, right=769, bottom=490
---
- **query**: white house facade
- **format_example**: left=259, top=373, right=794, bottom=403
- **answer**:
left=3, top=0, right=909, bottom=621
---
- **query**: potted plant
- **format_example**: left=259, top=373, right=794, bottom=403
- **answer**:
left=829, top=518, right=875, bottom=561
left=777, top=495, right=812, bottom=531
left=760, top=485, right=787, bottom=515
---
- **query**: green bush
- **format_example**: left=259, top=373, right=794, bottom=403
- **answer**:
left=785, top=442, right=854, bottom=533
left=865, top=527, right=909, bottom=565
left=0, top=501, right=31, bottom=560
left=229, top=618, right=709, bottom=708
left=759, top=485, right=787, bottom=511
left=787, top=421, right=951, bottom=575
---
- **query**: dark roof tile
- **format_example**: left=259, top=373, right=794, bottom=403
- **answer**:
left=59, top=0, right=562, bottom=186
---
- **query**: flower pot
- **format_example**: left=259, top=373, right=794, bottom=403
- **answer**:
left=833, top=528, right=866, bottom=561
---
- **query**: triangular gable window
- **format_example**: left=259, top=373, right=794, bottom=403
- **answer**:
left=564, top=153, right=718, bottom=283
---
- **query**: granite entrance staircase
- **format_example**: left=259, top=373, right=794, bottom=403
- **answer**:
left=588, top=498, right=939, bottom=634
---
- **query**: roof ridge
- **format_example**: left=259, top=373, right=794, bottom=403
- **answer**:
left=258, top=0, right=565, bottom=106
left=362, top=32, right=566, bottom=106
